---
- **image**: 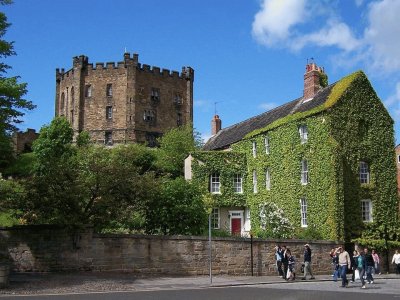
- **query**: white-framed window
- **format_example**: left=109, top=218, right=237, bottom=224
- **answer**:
left=210, top=173, right=221, bottom=194
left=253, top=170, right=258, bottom=193
left=359, top=161, right=370, bottom=184
left=300, top=197, right=308, bottom=227
left=265, top=168, right=271, bottom=190
left=105, top=131, right=112, bottom=146
left=233, top=174, right=243, bottom=193
left=252, top=141, right=257, bottom=158
left=301, top=159, right=308, bottom=185
left=106, top=83, right=113, bottom=97
left=85, top=85, right=92, bottom=98
left=299, top=125, right=308, bottom=144
left=211, top=208, right=220, bottom=229
left=361, top=199, right=373, bottom=222
left=106, top=106, right=112, bottom=120
left=264, top=136, right=270, bottom=154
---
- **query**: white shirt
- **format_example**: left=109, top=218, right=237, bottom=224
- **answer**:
left=392, top=253, right=400, bottom=264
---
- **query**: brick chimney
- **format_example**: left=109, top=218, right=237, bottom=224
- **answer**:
left=211, top=115, right=222, bottom=135
left=303, top=62, right=325, bottom=100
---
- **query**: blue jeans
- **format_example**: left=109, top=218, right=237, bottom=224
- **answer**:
left=333, top=265, right=341, bottom=281
left=366, top=266, right=374, bottom=283
left=340, top=265, right=348, bottom=287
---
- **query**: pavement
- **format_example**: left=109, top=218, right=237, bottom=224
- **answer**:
left=1, top=272, right=399, bottom=295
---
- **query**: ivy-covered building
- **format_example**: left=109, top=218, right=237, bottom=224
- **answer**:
left=185, top=63, right=398, bottom=241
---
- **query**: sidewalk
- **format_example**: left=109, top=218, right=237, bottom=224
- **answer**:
left=1, top=272, right=399, bottom=295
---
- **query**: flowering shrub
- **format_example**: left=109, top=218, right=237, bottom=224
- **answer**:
left=258, top=202, right=294, bottom=239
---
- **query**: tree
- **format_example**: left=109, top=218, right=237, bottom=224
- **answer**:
left=156, top=124, right=202, bottom=177
left=0, top=0, right=35, bottom=170
left=143, top=177, right=207, bottom=235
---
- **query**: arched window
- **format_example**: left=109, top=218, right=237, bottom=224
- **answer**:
left=60, top=92, right=65, bottom=110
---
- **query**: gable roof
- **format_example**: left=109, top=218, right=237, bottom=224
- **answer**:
left=203, top=83, right=336, bottom=151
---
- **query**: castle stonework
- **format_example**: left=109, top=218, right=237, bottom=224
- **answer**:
left=55, top=53, right=194, bottom=146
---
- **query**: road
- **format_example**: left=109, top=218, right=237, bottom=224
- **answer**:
left=1, top=279, right=399, bottom=300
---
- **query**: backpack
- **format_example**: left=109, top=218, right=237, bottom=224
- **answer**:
left=357, top=255, right=363, bottom=269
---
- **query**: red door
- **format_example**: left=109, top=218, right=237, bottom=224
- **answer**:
left=231, top=218, right=241, bottom=236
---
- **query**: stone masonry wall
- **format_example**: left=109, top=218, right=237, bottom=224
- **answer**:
left=0, top=226, right=397, bottom=275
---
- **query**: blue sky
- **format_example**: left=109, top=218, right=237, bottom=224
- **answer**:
left=3, top=0, right=400, bottom=144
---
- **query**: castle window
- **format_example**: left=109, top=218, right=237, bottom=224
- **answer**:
left=361, top=199, right=373, bottom=222
left=71, top=87, right=75, bottom=107
left=174, top=94, right=182, bottom=105
left=233, top=174, right=243, bottom=193
left=106, top=84, right=113, bottom=97
left=300, top=197, right=308, bottom=227
left=177, top=113, right=182, bottom=126
left=106, top=106, right=113, bottom=120
left=301, top=159, right=308, bottom=185
left=359, top=161, right=370, bottom=184
left=145, top=133, right=158, bottom=147
left=264, top=136, right=270, bottom=154
left=60, top=92, right=65, bottom=110
left=143, top=110, right=155, bottom=122
left=299, top=125, right=308, bottom=144
left=265, top=168, right=271, bottom=190
left=398, top=155, right=400, bottom=164
left=211, top=208, right=220, bottom=229
left=151, top=88, right=160, bottom=101
left=70, top=110, right=74, bottom=126
left=85, top=85, right=92, bottom=97
left=210, top=173, right=221, bottom=194
left=104, top=131, right=113, bottom=146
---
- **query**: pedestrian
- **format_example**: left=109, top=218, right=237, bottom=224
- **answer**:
left=364, top=248, right=374, bottom=284
left=392, top=249, right=400, bottom=274
left=358, top=249, right=367, bottom=289
left=351, top=250, right=360, bottom=283
left=275, top=245, right=284, bottom=278
left=337, top=246, right=351, bottom=288
left=371, top=249, right=381, bottom=275
left=301, top=244, right=315, bottom=280
left=281, top=245, right=289, bottom=280
left=330, top=248, right=340, bottom=281
left=286, top=249, right=296, bottom=281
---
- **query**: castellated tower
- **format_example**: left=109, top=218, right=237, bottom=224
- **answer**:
left=55, top=53, right=194, bottom=146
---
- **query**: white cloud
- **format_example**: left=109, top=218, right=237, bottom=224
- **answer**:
left=293, top=20, right=361, bottom=52
left=355, top=0, right=364, bottom=6
left=259, top=102, right=278, bottom=111
left=363, top=0, right=400, bottom=74
left=252, top=0, right=307, bottom=47
left=385, top=82, right=400, bottom=108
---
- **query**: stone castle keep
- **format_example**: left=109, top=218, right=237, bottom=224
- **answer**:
left=55, top=53, right=194, bottom=146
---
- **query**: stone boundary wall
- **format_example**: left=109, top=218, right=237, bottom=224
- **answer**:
left=0, top=226, right=396, bottom=275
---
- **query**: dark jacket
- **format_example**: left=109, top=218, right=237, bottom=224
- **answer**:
left=304, top=247, right=312, bottom=262
left=365, top=253, right=374, bottom=267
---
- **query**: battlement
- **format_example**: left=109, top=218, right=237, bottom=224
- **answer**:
left=56, top=53, right=194, bottom=81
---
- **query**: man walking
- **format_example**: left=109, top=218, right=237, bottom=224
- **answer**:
left=338, top=246, right=351, bottom=287
left=364, top=248, right=374, bottom=284
left=301, top=244, right=315, bottom=280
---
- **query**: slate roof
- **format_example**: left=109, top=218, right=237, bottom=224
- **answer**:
left=203, top=83, right=336, bottom=151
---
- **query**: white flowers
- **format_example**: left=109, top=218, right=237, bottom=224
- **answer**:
left=259, top=202, right=293, bottom=238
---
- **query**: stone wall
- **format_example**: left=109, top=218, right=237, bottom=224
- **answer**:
left=0, top=226, right=397, bottom=275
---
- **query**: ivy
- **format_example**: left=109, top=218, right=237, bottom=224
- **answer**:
left=192, top=71, right=398, bottom=241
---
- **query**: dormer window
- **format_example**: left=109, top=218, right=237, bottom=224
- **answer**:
left=299, top=125, right=308, bottom=144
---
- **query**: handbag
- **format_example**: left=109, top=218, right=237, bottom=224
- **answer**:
left=300, top=263, right=305, bottom=273
left=354, top=269, right=360, bottom=281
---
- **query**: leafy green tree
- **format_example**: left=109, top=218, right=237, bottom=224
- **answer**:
left=156, top=124, right=202, bottom=177
left=0, top=0, right=35, bottom=170
left=143, top=177, right=207, bottom=235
